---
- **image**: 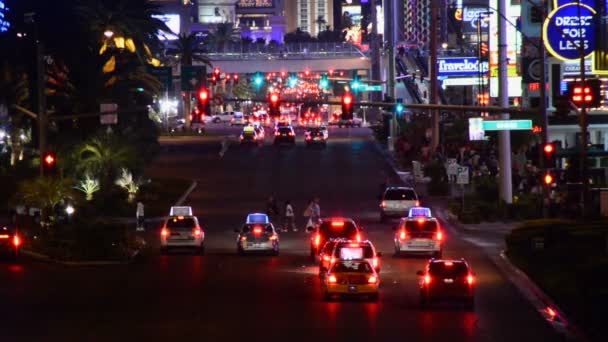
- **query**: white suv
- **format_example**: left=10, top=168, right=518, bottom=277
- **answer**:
left=160, top=215, right=205, bottom=255
left=379, top=186, right=420, bottom=222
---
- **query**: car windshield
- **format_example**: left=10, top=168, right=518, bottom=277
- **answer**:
left=384, top=189, right=417, bottom=200
left=278, top=127, right=292, bottom=133
left=335, top=244, right=374, bottom=259
left=429, top=262, right=469, bottom=277
left=166, top=217, right=196, bottom=229
left=331, top=261, right=373, bottom=273
left=319, top=221, right=358, bottom=238
left=404, top=220, right=438, bottom=232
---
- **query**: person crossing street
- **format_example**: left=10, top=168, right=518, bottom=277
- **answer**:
left=284, top=200, right=296, bottom=232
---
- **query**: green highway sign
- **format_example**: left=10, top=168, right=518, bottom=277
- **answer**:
left=360, top=84, right=382, bottom=92
left=482, top=119, right=532, bottom=131
left=147, top=66, right=173, bottom=92
left=180, top=65, right=206, bottom=91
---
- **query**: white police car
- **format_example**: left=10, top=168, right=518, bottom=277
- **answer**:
left=235, top=213, right=280, bottom=255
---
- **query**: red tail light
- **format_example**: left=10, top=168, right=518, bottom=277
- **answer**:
left=322, top=255, right=330, bottom=262
left=415, top=200, right=420, bottom=206
left=399, top=230, right=407, bottom=240
left=417, top=218, right=425, bottom=224
left=372, top=257, right=379, bottom=268
left=466, top=274, right=475, bottom=285
left=314, top=233, right=321, bottom=247
left=13, top=234, right=21, bottom=248
left=424, top=274, right=432, bottom=285
left=275, top=132, right=280, bottom=136
left=368, top=275, right=378, bottom=284
left=435, top=231, right=443, bottom=241
left=240, top=236, right=247, bottom=241
left=328, top=274, right=337, bottom=283
left=193, top=227, right=202, bottom=237
left=253, top=227, right=263, bottom=235
left=161, top=227, right=169, bottom=237
left=288, top=132, right=294, bottom=136
left=380, top=201, right=386, bottom=208
left=355, top=233, right=361, bottom=242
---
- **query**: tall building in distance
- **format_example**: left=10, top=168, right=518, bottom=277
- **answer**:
left=285, top=0, right=334, bottom=37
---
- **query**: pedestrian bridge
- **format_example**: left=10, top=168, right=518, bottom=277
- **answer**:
left=203, top=42, right=371, bottom=73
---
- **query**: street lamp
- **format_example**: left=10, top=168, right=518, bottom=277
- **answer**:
left=104, top=30, right=114, bottom=38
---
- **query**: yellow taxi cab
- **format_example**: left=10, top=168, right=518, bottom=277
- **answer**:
left=322, top=259, right=379, bottom=301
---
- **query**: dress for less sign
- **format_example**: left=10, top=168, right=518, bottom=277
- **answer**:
left=543, top=3, right=596, bottom=60
left=437, top=57, right=489, bottom=77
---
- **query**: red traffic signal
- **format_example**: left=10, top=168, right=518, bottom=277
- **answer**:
left=342, top=93, right=352, bottom=105
left=197, top=87, right=210, bottom=116
left=268, top=92, right=280, bottom=116
left=213, top=67, right=220, bottom=76
left=270, top=93, right=279, bottom=103
left=543, top=143, right=554, bottom=154
left=568, top=79, right=602, bottom=107
left=198, top=89, right=209, bottom=101
left=341, top=92, right=354, bottom=120
left=233, top=74, right=239, bottom=84
left=44, top=153, right=55, bottom=166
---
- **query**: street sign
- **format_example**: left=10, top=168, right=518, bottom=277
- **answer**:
left=100, top=103, right=118, bottom=125
left=457, top=167, right=469, bottom=185
left=542, top=3, right=596, bottom=61
left=147, top=66, right=172, bottom=91
left=446, top=159, right=459, bottom=177
left=482, top=119, right=532, bottom=131
left=180, top=65, right=206, bottom=91
left=360, top=84, right=382, bottom=92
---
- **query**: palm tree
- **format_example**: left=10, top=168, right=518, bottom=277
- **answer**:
left=168, top=33, right=212, bottom=67
left=76, top=0, right=170, bottom=64
left=0, top=63, right=30, bottom=166
left=76, top=136, right=136, bottom=190
left=17, top=177, right=76, bottom=225
left=207, top=23, right=240, bottom=53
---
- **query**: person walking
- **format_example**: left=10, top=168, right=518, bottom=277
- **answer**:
left=266, top=195, right=279, bottom=222
left=284, top=200, right=296, bottom=232
left=136, top=201, right=145, bottom=231
left=303, top=199, right=314, bottom=231
left=310, top=197, right=321, bottom=227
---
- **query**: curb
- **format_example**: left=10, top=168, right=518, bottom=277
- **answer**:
left=174, top=180, right=198, bottom=206
left=498, top=251, right=587, bottom=341
left=21, top=249, right=132, bottom=266
left=435, top=208, right=586, bottom=341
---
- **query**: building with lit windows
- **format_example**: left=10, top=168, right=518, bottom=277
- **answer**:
left=285, top=0, right=334, bottom=36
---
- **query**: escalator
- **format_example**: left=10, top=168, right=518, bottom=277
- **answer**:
left=396, top=56, right=422, bottom=104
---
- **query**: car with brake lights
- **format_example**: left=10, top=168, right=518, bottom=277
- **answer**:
left=0, top=225, right=21, bottom=260
left=379, top=186, right=420, bottom=222
left=240, top=126, right=262, bottom=145
left=417, top=259, right=476, bottom=309
left=307, top=218, right=363, bottom=260
left=393, top=216, right=443, bottom=257
left=160, top=207, right=205, bottom=255
left=273, top=126, right=296, bottom=145
left=235, top=213, right=279, bottom=255
left=304, top=126, right=328, bottom=146
left=319, top=239, right=381, bottom=276
left=322, top=260, right=379, bottom=301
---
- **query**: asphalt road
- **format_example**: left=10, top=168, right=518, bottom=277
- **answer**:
left=0, top=125, right=563, bottom=341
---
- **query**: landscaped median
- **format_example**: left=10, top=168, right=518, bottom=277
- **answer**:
left=20, top=177, right=194, bottom=265
left=505, top=219, right=608, bottom=341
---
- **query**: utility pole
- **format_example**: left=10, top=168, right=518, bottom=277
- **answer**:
left=386, top=0, right=396, bottom=151
left=370, top=0, right=380, bottom=102
left=577, top=0, right=589, bottom=215
left=430, top=0, right=440, bottom=152
left=497, top=0, right=513, bottom=203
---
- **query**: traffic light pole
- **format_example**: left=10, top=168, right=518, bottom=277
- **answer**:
left=386, top=0, right=397, bottom=152
left=577, top=0, right=589, bottom=216
left=430, top=0, right=440, bottom=153
left=497, top=0, right=513, bottom=204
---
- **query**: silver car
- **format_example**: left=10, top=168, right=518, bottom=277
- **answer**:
left=235, top=222, right=280, bottom=256
left=380, top=186, right=420, bottom=222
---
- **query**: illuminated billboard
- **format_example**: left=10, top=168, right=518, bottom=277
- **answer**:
left=488, top=0, right=521, bottom=97
left=0, top=0, right=10, bottom=33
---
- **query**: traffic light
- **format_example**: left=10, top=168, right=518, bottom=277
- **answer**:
left=268, top=92, right=280, bottom=117
left=351, top=75, right=361, bottom=93
left=341, top=92, right=354, bottom=120
left=211, top=75, right=217, bottom=86
left=319, top=73, right=329, bottom=90
left=288, top=74, right=298, bottom=88
left=395, top=98, right=404, bottom=115
left=568, top=79, right=602, bottom=108
left=543, top=142, right=557, bottom=169
left=384, top=94, right=395, bottom=111
left=213, top=67, right=221, bottom=78
left=196, top=87, right=210, bottom=121
left=233, top=74, right=239, bottom=84
left=544, top=173, right=554, bottom=186
left=253, top=72, right=264, bottom=89
left=42, top=152, right=57, bottom=175
left=304, top=69, right=311, bottom=77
